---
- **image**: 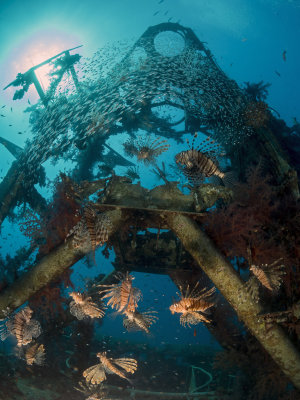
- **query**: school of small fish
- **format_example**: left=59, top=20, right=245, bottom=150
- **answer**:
left=3, top=27, right=255, bottom=195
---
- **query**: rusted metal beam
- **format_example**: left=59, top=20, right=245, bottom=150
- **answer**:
left=0, top=209, right=124, bottom=318
left=165, top=212, right=300, bottom=390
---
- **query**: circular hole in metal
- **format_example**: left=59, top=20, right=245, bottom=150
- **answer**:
left=152, top=95, right=185, bottom=126
left=154, top=31, right=185, bottom=57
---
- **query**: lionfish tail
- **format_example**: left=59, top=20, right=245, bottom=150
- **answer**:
left=222, top=170, right=238, bottom=188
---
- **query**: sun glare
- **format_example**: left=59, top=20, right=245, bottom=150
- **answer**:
left=23, top=43, right=64, bottom=90
left=8, top=30, right=82, bottom=102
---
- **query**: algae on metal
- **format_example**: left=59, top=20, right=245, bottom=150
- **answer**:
left=0, top=178, right=299, bottom=390
left=0, top=209, right=123, bottom=318
left=165, top=212, right=300, bottom=390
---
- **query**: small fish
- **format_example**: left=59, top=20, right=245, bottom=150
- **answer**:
left=17, top=131, right=23, bottom=135
left=158, top=0, right=164, bottom=3
left=275, top=70, right=281, bottom=77
left=282, top=50, right=287, bottom=61
left=164, top=10, right=169, bottom=15
left=28, top=99, right=31, bottom=104
left=153, top=11, right=159, bottom=16
left=1, top=105, right=5, bottom=109
left=168, top=17, right=173, bottom=22
left=241, top=37, right=248, bottom=42
left=0, top=115, right=5, bottom=117
left=193, top=328, right=197, bottom=337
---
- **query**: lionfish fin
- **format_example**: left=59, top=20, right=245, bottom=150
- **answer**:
left=114, top=358, right=138, bottom=374
left=83, top=364, right=106, bottom=385
left=222, top=171, right=237, bottom=188
left=0, top=323, right=9, bottom=341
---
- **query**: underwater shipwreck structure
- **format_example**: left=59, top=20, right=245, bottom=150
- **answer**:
left=0, top=23, right=300, bottom=399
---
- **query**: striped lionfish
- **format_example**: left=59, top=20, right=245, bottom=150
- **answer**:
left=123, top=309, right=158, bottom=334
left=259, top=301, right=300, bottom=326
left=68, top=203, right=112, bottom=253
left=123, top=135, right=170, bottom=165
left=249, top=259, right=286, bottom=292
left=98, top=272, right=142, bottom=313
left=0, top=307, right=42, bottom=347
left=69, top=292, right=106, bottom=320
left=83, top=351, right=137, bottom=385
left=175, top=133, right=230, bottom=186
left=170, top=283, right=216, bottom=328
left=25, top=343, right=45, bottom=366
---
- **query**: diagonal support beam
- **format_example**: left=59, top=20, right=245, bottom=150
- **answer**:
left=0, top=209, right=124, bottom=318
left=165, top=212, right=300, bottom=390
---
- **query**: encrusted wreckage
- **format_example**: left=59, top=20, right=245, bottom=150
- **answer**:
left=0, top=177, right=299, bottom=391
left=0, top=22, right=299, bottom=398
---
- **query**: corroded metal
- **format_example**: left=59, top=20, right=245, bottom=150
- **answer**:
left=0, top=209, right=123, bottom=317
left=165, top=212, right=300, bottom=390
left=0, top=178, right=299, bottom=390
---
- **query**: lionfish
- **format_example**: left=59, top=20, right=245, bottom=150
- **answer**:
left=69, top=292, right=106, bottom=320
left=123, top=310, right=158, bottom=334
left=249, top=259, right=286, bottom=292
left=243, top=276, right=260, bottom=303
left=83, top=351, right=137, bottom=385
left=0, top=307, right=42, bottom=347
left=259, top=301, right=300, bottom=325
left=125, top=166, right=140, bottom=182
left=98, top=272, right=141, bottom=313
left=84, top=203, right=98, bottom=253
left=25, top=343, right=45, bottom=366
left=123, top=135, right=170, bottom=165
left=68, top=204, right=112, bottom=253
left=75, top=381, right=111, bottom=400
left=175, top=133, right=229, bottom=186
left=170, top=283, right=216, bottom=328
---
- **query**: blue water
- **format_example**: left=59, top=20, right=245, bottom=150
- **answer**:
left=0, top=0, right=299, bottom=398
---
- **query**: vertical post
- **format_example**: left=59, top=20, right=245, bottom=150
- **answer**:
left=29, top=69, right=48, bottom=107
left=65, top=51, right=82, bottom=94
